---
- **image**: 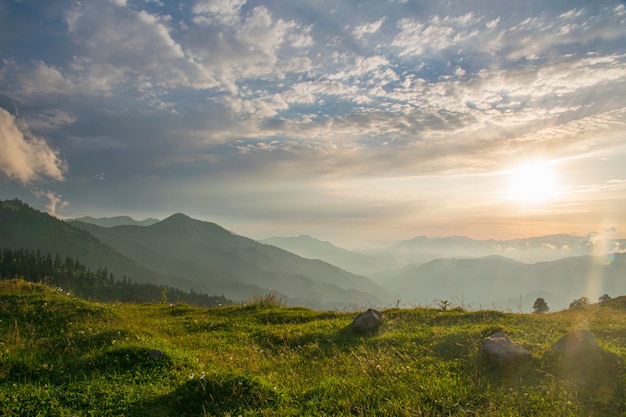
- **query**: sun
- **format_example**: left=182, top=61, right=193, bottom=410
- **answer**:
left=508, top=161, right=559, bottom=203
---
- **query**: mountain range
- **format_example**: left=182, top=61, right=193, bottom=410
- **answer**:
left=261, top=234, right=626, bottom=311
left=386, top=233, right=626, bottom=264
left=2, top=198, right=625, bottom=311
left=68, top=214, right=386, bottom=308
left=67, top=215, right=160, bottom=228
left=264, top=233, right=626, bottom=273
left=260, top=235, right=386, bottom=276
left=375, top=254, right=625, bottom=311
left=0, top=199, right=385, bottom=309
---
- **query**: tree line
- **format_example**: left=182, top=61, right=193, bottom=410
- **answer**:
left=0, top=248, right=231, bottom=307
left=532, top=293, right=613, bottom=314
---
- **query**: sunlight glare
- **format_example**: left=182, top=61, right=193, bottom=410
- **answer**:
left=508, top=161, right=559, bottom=203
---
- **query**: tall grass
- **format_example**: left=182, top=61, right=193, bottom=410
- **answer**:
left=244, top=292, right=287, bottom=308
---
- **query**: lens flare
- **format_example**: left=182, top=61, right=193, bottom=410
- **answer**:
left=602, top=253, right=615, bottom=266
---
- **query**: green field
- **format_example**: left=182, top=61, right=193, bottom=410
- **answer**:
left=1, top=279, right=624, bottom=416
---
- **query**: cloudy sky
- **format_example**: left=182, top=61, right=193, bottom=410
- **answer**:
left=1, top=0, right=625, bottom=246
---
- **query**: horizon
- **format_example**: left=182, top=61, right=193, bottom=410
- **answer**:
left=57, top=207, right=626, bottom=251
left=1, top=0, right=625, bottom=246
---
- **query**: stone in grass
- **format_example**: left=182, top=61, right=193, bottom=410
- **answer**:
left=551, top=329, right=603, bottom=360
left=480, top=332, right=532, bottom=367
left=550, top=329, right=620, bottom=403
left=350, top=308, right=384, bottom=333
left=146, top=349, right=167, bottom=361
left=551, top=329, right=609, bottom=375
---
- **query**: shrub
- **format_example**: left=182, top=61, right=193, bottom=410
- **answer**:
left=569, top=296, right=590, bottom=309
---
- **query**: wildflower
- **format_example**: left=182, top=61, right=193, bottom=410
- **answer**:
left=199, top=372, right=205, bottom=380
left=188, top=373, right=195, bottom=379
left=375, top=364, right=381, bottom=371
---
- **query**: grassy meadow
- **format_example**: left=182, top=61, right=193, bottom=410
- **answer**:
left=1, top=279, right=625, bottom=416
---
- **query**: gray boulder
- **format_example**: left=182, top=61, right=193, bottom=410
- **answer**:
left=550, top=329, right=619, bottom=401
left=350, top=308, right=384, bottom=333
left=480, top=332, right=532, bottom=366
left=551, top=329, right=608, bottom=375
left=551, top=329, right=602, bottom=359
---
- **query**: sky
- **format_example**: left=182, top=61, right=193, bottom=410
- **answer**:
left=1, top=0, right=625, bottom=247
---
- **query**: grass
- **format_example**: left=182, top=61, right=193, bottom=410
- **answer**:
left=0, top=279, right=625, bottom=416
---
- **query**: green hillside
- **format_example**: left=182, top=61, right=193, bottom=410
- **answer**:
left=1, top=279, right=625, bottom=416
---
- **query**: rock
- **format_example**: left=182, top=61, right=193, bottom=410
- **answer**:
left=147, top=349, right=166, bottom=361
left=551, top=329, right=602, bottom=359
left=480, top=332, right=532, bottom=366
left=550, top=329, right=619, bottom=400
left=551, top=329, right=608, bottom=374
left=350, top=308, right=384, bottom=333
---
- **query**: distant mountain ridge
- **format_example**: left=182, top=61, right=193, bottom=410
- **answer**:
left=387, top=233, right=625, bottom=264
left=67, top=215, right=160, bottom=227
left=377, top=253, right=626, bottom=311
left=69, top=213, right=388, bottom=309
left=259, top=235, right=387, bottom=275
left=260, top=232, right=626, bottom=276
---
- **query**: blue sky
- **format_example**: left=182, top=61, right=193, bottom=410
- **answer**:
left=1, top=0, right=625, bottom=245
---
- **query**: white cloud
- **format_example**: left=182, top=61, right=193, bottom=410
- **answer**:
left=192, top=0, right=247, bottom=25
left=327, top=55, right=390, bottom=82
left=353, top=17, right=386, bottom=39
left=0, top=108, right=67, bottom=184
left=186, top=4, right=314, bottom=93
left=63, top=0, right=218, bottom=95
left=16, top=60, right=78, bottom=96
left=35, top=190, right=70, bottom=218
left=0, top=58, right=128, bottom=100
left=392, top=13, right=481, bottom=56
